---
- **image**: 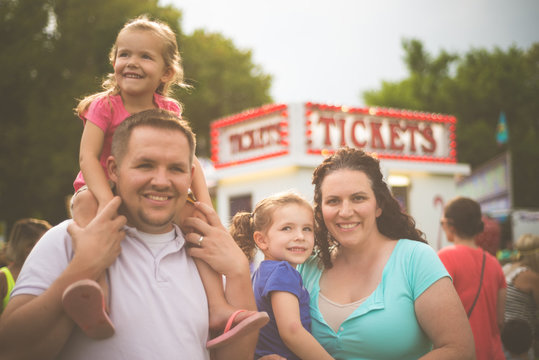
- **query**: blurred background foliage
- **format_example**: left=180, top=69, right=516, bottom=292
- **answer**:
left=1, top=0, right=537, bottom=232
left=0, top=0, right=272, bottom=229
left=364, top=39, right=539, bottom=211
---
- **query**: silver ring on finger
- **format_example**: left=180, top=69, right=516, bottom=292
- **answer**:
left=198, top=235, right=204, bottom=247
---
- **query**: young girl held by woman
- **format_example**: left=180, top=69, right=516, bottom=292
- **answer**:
left=64, top=15, right=267, bottom=345
left=231, top=191, right=333, bottom=360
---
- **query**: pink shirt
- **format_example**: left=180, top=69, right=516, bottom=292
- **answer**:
left=73, top=94, right=181, bottom=191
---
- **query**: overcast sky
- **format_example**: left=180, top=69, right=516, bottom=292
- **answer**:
left=163, top=0, right=539, bottom=107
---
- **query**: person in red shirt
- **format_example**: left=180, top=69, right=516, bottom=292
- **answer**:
left=438, top=197, right=506, bottom=360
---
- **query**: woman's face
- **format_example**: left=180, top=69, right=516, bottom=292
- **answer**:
left=320, top=169, right=382, bottom=248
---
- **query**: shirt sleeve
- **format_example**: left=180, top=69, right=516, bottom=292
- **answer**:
left=158, top=97, right=181, bottom=116
left=408, top=241, right=450, bottom=300
left=84, top=96, right=112, bottom=132
left=262, top=262, right=304, bottom=300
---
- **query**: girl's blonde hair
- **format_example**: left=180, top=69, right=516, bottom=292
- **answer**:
left=229, top=191, right=313, bottom=262
left=3, top=218, right=52, bottom=266
left=75, top=15, right=188, bottom=117
left=515, top=233, right=539, bottom=273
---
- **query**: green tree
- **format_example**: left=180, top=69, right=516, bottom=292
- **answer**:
left=178, top=29, right=273, bottom=156
left=363, top=39, right=539, bottom=209
left=0, top=0, right=177, bottom=229
left=365, top=40, right=458, bottom=112
left=0, top=0, right=272, bottom=231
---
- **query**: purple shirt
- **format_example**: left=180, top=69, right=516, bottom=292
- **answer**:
left=253, top=260, right=311, bottom=360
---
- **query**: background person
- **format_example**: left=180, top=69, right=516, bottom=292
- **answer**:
left=0, top=218, right=52, bottom=312
left=438, top=197, right=506, bottom=360
left=0, top=109, right=258, bottom=360
left=501, top=318, right=534, bottom=360
left=475, top=215, right=501, bottom=256
left=297, top=147, right=474, bottom=359
left=503, top=233, right=539, bottom=360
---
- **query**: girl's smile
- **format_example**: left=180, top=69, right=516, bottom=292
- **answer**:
left=113, top=29, right=172, bottom=101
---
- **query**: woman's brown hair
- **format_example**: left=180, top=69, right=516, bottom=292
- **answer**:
left=312, top=147, right=426, bottom=269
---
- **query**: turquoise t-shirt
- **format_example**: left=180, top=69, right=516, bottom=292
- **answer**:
left=298, top=239, right=450, bottom=360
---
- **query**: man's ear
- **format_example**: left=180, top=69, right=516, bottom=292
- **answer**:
left=107, top=156, right=119, bottom=183
left=253, top=231, right=268, bottom=251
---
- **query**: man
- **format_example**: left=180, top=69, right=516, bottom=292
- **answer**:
left=0, top=109, right=257, bottom=359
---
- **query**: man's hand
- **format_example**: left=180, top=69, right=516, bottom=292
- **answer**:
left=68, top=196, right=126, bottom=279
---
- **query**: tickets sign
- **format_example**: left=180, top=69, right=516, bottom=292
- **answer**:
left=210, top=104, right=289, bottom=168
left=210, top=103, right=458, bottom=168
left=305, top=103, right=456, bottom=162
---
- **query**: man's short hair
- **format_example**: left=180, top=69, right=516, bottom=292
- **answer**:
left=111, top=109, right=196, bottom=165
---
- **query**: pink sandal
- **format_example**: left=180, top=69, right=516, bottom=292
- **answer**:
left=62, top=279, right=115, bottom=340
left=206, top=310, right=269, bottom=349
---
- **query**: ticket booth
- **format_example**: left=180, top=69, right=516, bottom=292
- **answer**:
left=210, top=102, right=470, bottom=250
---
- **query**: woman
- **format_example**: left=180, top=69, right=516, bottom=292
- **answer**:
left=296, top=147, right=474, bottom=359
left=503, top=233, right=539, bottom=359
left=438, top=197, right=506, bottom=360
left=0, top=218, right=51, bottom=312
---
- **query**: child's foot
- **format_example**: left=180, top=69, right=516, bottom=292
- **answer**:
left=208, top=305, right=254, bottom=332
left=62, top=279, right=115, bottom=340
left=206, top=309, right=269, bottom=349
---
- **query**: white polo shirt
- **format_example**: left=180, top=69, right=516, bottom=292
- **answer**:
left=13, top=220, right=209, bottom=360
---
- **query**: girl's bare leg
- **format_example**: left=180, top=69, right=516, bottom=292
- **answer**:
left=71, top=189, right=110, bottom=313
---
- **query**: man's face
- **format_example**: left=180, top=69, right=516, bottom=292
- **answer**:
left=108, top=126, right=194, bottom=234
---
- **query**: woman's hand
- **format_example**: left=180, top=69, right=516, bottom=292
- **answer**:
left=184, top=202, right=249, bottom=277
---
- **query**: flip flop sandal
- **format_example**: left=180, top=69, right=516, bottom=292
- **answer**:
left=206, top=309, right=269, bottom=349
left=62, top=279, right=115, bottom=340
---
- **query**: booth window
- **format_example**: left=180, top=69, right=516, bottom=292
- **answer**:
left=388, top=175, right=409, bottom=212
left=391, top=186, right=409, bottom=212
left=229, top=194, right=252, bottom=219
